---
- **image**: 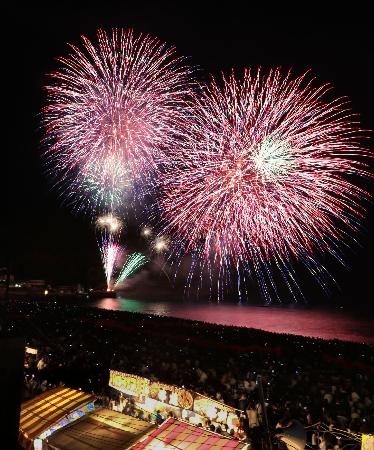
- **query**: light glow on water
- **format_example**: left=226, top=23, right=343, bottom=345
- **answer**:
left=91, top=297, right=374, bottom=344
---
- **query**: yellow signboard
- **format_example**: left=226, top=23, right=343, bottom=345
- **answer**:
left=109, top=370, right=149, bottom=397
left=361, top=434, right=374, bottom=450
left=25, top=347, right=38, bottom=355
left=193, top=394, right=236, bottom=421
left=148, top=381, right=194, bottom=409
left=109, top=369, right=240, bottom=425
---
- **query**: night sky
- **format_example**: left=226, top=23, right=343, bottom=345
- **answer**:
left=4, top=5, right=373, bottom=304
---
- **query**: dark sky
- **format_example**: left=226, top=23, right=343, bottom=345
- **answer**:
left=4, top=5, right=373, bottom=304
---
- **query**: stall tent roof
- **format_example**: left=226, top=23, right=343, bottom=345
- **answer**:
left=46, top=407, right=156, bottom=450
left=18, top=386, right=95, bottom=450
left=131, top=418, right=247, bottom=450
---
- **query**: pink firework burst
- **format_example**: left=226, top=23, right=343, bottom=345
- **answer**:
left=43, top=28, right=192, bottom=214
left=160, top=69, right=371, bottom=301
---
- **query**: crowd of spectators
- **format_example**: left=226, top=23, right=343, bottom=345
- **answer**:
left=4, top=297, right=374, bottom=447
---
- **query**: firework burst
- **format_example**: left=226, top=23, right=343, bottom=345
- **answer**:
left=79, top=155, right=133, bottom=213
left=160, top=69, right=371, bottom=301
left=152, top=236, right=170, bottom=254
left=43, top=28, right=193, bottom=215
left=141, top=226, right=153, bottom=238
left=96, top=214, right=122, bottom=233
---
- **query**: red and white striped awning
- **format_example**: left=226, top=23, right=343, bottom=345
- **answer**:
left=131, top=418, right=247, bottom=450
left=18, top=386, right=95, bottom=450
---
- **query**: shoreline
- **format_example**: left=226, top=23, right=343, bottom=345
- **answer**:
left=90, top=296, right=374, bottom=345
left=7, top=295, right=374, bottom=347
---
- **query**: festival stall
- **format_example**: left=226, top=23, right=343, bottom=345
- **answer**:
left=46, top=407, right=156, bottom=450
left=109, top=370, right=241, bottom=432
left=130, top=417, right=248, bottom=450
left=18, top=386, right=96, bottom=450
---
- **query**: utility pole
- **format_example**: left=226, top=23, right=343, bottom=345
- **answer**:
left=257, top=374, right=273, bottom=450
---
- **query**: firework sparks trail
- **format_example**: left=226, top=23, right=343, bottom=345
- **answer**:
left=96, top=214, right=122, bottom=290
left=43, top=28, right=193, bottom=215
left=159, top=68, right=371, bottom=301
left=115, top=252, right=148, bottom=286
left=100, top=238, right=121, bottom=291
